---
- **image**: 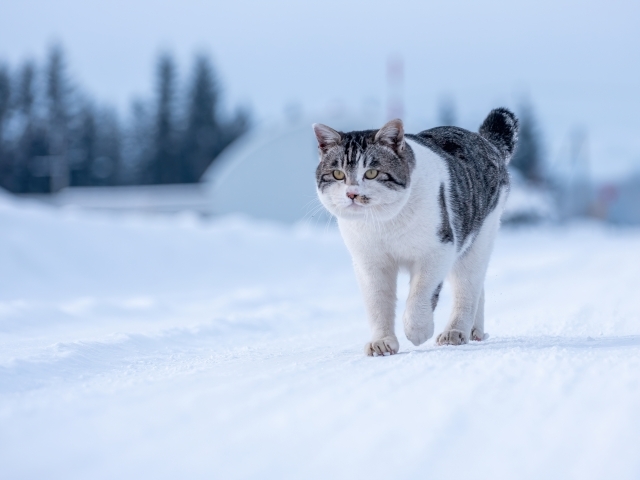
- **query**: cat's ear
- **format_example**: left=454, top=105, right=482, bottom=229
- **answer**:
left=375, top=119, right=405, bottom=152
left=312, top=123, right=341, bottom=153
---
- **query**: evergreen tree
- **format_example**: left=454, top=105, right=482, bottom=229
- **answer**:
left=46, top=45, right=70, bottom=141
left=15, top=61, right=49, bottom=193
left=0, top=44, right=249, bottom=191
left=153, top=53, right=179, bottom=184
left=0, top=64, right=10, bottom=140
left=46, top=44, right=71, bottom=191
left=122, top=99, right=152, bottom=185
left=437, top=95, right=456, bottom=126
left=16, top=62, right=36, bottom=117
left=69, top=101, right=97, bottom=186
left=181, top=54, right=249, bottom=183
left=511, top=100, right=543, bottom=183
left=94, top=107, right=122, bottom=185
left=0, top=64, right=12, bottom=190
left=183, top=55, right=219, bottom=182
left=68, top=103, right=122, bottom=186
left=219, top=106, right=250, bottom=154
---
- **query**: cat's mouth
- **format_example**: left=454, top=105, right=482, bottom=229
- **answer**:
left=325, top=194, right=377, bottom=218
left=348, top=195, right=370, bottom=206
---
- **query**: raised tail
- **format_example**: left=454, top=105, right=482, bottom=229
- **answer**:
left=479, top=108, right=519, bottom=163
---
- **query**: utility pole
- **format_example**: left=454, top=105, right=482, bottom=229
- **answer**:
left=566, top=127, right=590, bottom=218
left=386, top=54, right=404, bottom=121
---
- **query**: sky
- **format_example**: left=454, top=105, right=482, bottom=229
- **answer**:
left=1, top=0, right=639, bottom=179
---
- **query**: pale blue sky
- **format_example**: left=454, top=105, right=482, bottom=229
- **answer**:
left=1, top=0, right=639, bottom=178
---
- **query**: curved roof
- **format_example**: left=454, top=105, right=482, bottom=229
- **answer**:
left=203, top=115, right=372, bottom=224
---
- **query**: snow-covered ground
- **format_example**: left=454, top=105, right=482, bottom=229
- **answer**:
left=1, top=194, right=639, bottom=480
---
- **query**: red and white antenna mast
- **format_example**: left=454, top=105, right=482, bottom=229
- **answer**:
left=386, top=54, right=404, bottom=121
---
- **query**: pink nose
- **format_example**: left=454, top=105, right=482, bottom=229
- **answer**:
left=346, top=192, right=357, bottom=200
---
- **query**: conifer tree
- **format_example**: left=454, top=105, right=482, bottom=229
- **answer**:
left=437, top=95, right=456, bottom=126
left=0, top=45, right=249, bottom=190
left=46, top=44, right=71, bottom=191
left=0, top=64, right=11, bottom=190
left=0, top=64, right=10, bottom=139
left=94, top=107, right=122, bottom=185
left=123, top=99, right=153, bottom=185
left=153, top=53, right=179, bottom=184
left=511, top=100, right=543, bottom=183
left=16, top=61, right=49, bottom=193
left=16, top=62, right=35, bottom=117
left=70, top=102, right=97, bottom=186
left=183, top=55, right=219, bottom=182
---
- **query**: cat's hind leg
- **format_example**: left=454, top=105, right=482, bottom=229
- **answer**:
left=437, top=213, right=500, bottom=346
left=470, top=287, right=489, bottom=341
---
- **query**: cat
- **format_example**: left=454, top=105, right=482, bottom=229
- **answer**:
left=313, top=108, right=518, bottom=355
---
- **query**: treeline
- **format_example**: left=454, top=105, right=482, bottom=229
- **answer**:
left=0, top=45, right=249, bottom=193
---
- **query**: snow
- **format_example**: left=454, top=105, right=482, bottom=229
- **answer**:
left=1, top=194, right=640, bottom=479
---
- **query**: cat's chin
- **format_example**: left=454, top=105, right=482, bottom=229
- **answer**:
left=335, top=203, right=367, bottom=219
left=332, top=203, right=403, bottom=222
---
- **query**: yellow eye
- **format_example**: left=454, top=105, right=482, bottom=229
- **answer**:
left=364, top=169, right=378, bottom=179
left=333, top=170, right=345, bottom=180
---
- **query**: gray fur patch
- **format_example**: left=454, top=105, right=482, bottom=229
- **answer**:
left=406, top=109, right=515, bottom=248
left=431, top=282, right=443, bottom=311
left=438, top=183, right=454, bottom=244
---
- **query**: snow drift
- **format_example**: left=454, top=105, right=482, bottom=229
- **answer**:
left=1, top=195, right=639, bottom=479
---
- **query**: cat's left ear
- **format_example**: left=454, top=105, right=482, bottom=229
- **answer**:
left=375, top=119, right=405, bottom=153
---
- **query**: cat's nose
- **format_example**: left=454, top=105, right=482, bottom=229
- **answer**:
left=346, top=192, right=357, bottom=200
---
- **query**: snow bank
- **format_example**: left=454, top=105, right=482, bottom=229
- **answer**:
left=1, top=198, right=639, bottom=479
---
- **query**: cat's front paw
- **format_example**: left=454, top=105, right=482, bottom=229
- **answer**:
left=404, top=321, right=434, bottom=346
left=436, top=329, right=468, bottom=346
left=364, top=335, right=399, bottom=356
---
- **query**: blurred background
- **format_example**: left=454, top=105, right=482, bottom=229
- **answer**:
left=2, top=3, right=640, bottom=478
left=0, top=0, right=638, bottom=224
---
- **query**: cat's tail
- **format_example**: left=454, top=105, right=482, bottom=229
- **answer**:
left=479, top=108, right=519, bottom=163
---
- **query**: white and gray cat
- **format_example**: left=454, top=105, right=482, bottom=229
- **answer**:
left=313, top=109, right=518, bottom=355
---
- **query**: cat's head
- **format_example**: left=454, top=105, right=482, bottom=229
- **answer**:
left=313, top=119, right=415, bottom=221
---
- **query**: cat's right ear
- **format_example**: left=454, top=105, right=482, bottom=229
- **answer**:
left=375, top=119, right=405, bottom=152
left=312, top=123, right=341, bottom=153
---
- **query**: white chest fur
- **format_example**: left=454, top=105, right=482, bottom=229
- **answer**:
left=337, top=138, right=451, bottom=270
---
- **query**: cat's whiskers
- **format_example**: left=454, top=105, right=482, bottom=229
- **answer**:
left=324, top=210, right=335, bottom=233
left=301, top=206, right=322, bottom=228
left=301, top=194, right=330, bottom=229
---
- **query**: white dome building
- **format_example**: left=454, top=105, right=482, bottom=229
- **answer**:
left=202, top=115, right=376, bottom=224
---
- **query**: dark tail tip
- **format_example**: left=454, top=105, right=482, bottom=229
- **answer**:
left=479, top=108, right=519, bottom=162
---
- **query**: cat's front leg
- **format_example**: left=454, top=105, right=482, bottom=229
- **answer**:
left=353, top=259, right=399, bottom=356
left=402, top=266, right=441, bottom=346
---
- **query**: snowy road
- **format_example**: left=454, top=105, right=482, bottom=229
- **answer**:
left=1, top=195, right=639, bottom=479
